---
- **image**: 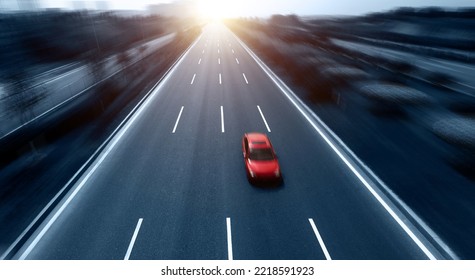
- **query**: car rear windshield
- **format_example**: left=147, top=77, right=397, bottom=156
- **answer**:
left=249, top=148, right=275, bottom=161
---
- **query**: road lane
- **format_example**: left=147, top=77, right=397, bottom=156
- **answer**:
left=15, top=23, right=442, bottom=260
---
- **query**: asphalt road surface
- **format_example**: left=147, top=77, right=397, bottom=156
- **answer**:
left=14, top=23, right=446, bottom=260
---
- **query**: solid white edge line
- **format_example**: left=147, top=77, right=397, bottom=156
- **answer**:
left=242, top=73, right=248, bottom=84
left=15, top=33, right=203, bottom=260
left=124, top=218, right=143, bottom=260
left=172, top=106, right=184, bottom=133
left=219, top=73, right=222, bottom=85
left=257, top=105, right=271, bottom=133
left=309, top=218, right=332, bottom=260
left=221, top=106, right=225, bottom=133
left=19, top=136, right=118, bottom=259
left=226, top=217, right=233, bottom=260
left=232, top=31, right=446, bottom=260
left=190, top=73, right=196, bottom=85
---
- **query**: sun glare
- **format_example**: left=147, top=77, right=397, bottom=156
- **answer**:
left=197, top=0, right=231, bottom=20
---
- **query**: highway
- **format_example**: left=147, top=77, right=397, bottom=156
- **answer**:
left=13, top=23, right=445, bottom=260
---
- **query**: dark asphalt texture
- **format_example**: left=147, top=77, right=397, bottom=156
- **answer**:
left=17, top=24, right=434, bottom=260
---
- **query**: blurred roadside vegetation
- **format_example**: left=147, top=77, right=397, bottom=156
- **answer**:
left=0, top=10, right=201, bottom=128
left=0, top=10, right=202, bottom=162
left=0, top=10, right=178, bottom=77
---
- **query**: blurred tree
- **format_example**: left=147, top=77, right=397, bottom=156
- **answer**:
left=5, top=70, right=45, bottom=124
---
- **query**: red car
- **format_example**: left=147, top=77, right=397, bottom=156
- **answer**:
left=242, top=133, right=281, bottom=182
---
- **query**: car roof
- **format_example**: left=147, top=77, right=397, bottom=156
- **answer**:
left=245, top=133, right=272, bottom=149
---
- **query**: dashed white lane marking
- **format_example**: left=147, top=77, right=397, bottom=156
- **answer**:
left=190, top=73, right=196, bottom=85
left=218, top=49, right=220, bottom=54
left=235, top=58, right=240, bottom=64
left=218, top=58, right=221, bottom=65
left=257, top=105, right=271, bottom=132
left=219, top=73, right=222, bottom=85
left=226, top=217, right=233, bottom=260
left=124, top=218, right=143, bottom=260
left=309, top=218, right=332, bottom=260
left=202, top=49, right=205, bottom=54
left=221, top=106, right=225, bottom=133
left=14, top=34, right=204, bottom=260
left=172, top=106, right=184, bottom=133
left=198, top=58, right=201, bottom=64
left=232, top=49, right=234, bottom=54
left=242, top=73, right=248, bottom=84
left=235, top=34, right=442, bottom=259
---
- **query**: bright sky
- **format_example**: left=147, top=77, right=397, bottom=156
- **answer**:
left=7, top=0, right=475, bottom=16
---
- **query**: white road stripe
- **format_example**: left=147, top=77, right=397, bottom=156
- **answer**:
left=257, top=105, right=271, bottom=132
left=190, top=73, right=196, bottom=84
left=219, top=73, right=222, bottom=85
left=226, top=217, right=233, bottom=260
left=242, top=73, right=248, bottom=84
left=221, top=106, right=225, bottom=133
left=218, top=49, right=220, bottom=54
left=218, top=58, right=221, bottom=64
left=44, top=67, right=83, bottom=84
left=15, top=33, right=204, bottom=261
left=235, top=58, right=239, bottom=64
left=172, top=106, right=184, bottom=133
left=124, top=218, right=143, bottom=260
left=309, top=218, right=332, bottom=260
left=232, top=49, right=234, bottom=54
left=198, top=58, right=201, bottom=64
left=202, top=49, right=205, bottom=54
left=235, top=34, right=444, bottom=259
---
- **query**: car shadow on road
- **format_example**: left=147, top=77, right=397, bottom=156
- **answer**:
left=248, top=177, right=285, bottom=191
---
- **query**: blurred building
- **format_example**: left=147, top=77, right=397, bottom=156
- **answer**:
left=72, top=1, right=86, bottom=10
left=18, top=0, right=37, bottom=9
left=95, top=1, right=108, bottom=10
left=71, top=1, right=108, bottom=11
left=148, top=0, right=197, bottom=18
